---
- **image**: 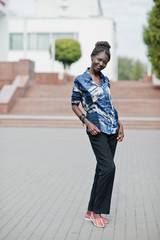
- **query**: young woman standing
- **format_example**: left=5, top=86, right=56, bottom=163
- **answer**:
left=71, top=41, right=124, bottom=228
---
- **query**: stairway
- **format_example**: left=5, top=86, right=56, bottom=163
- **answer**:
left=0, top=81, right=160, bottom=129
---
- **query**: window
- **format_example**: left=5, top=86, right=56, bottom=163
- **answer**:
left=27, top=33, right=50, bottom=50
left=27, top=33, right=37, bottom=50
left=10, top=33, right=24, bottom=50
left=37, top=33, right=50, bottom=50
left=27, top=32, right=78, bottom=51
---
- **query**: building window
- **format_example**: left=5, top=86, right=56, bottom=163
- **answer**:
left=37, top=33, right=50, bottom=50
left=10, top=33, right=24, bottom=50
left=27, top=33, right=37, bottom=50
left=27, top=33, right=50, bottom=50
left=27, top=32, right=78, bottom=51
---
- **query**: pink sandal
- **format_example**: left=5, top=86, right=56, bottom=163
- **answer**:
left=90, top=212, right=105, bottom=228
left=101, top=216, right=109, bottom=224
left=85, top=213, right=91, bottom=221
left=85, top=212, right=109, bottom=225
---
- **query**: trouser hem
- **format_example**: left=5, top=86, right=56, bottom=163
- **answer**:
left=88, top=208, right=110, bottom=215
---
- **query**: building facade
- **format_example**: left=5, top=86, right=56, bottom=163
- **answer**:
left=36, top=0, right=102, bottom=18
left=8, top=0, right=118, bottom=80
left=0, top=0, right=9, bottom=61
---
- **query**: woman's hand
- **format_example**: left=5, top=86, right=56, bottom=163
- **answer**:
left=117, top=120, right=124, bottom=142
left=72, top=105, right=100, bottom=135
left=85, top=119, right=101, bottom=136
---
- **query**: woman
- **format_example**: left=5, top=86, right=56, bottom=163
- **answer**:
left=71, top=41, right=124, bottom=228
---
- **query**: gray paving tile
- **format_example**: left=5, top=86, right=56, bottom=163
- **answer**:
left=0, top=128, right=160, bottom=240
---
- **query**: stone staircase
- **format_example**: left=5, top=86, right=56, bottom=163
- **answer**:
left=0, top=81, right=160, bottom=129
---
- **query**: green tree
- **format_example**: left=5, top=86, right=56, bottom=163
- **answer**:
left=131, top=60, right=147, bottom=80
left=118, top=57, right=134, bottom=80
left=118, top=57, right=147, bottom=80
left=49, top=38, right=81, bottom=70
left=143, top=0, right=160, bottom=78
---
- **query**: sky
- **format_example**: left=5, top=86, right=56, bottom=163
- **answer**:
left=101, top=0, right=153, bottom=62
left=9, top=0, right=154, bottom=63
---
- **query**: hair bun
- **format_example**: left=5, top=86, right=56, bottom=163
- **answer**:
left=95, top=41, right=111, bottom=49
left=91, top=40, right=111, bottom=61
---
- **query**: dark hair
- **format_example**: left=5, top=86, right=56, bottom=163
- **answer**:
left=91, top=41, right=111, bottom=61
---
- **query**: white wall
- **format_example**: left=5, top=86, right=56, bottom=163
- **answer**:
left=36, top=0, right=101, bottom=18
left=0, top=0, right=9, bottom=61
left=9, top=17, right=117, bottom=81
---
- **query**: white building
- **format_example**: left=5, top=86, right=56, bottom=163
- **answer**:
left=8, top=0, right=118, bottom=80
left=0, top=0, right=9, bottom=61
left=36, top=0, right=102, bottom=18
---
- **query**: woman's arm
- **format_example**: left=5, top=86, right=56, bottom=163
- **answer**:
left=72, top=105, right=101, bottom=135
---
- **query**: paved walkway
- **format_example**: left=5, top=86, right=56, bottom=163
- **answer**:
left=0, top=128, right=160, bottom=240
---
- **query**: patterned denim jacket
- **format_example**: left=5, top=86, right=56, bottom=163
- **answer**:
left=71, top=68, right=119, bottom=134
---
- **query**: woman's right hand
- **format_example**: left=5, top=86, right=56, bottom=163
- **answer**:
left=71, top=105, right=100, bottom=135
left=85, top=119, right=101, bottom=135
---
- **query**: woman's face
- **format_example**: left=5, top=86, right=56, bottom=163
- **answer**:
left=91, top=51, right=109, bottom=73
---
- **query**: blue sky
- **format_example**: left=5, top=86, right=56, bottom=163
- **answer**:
left=9, top=0, right=154, bottom=63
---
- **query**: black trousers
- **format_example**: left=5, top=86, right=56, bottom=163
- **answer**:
left=87, top=132, right=118, bottom=214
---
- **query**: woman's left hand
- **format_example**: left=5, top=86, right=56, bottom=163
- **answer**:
left=117, top=120, right=124, bottom=142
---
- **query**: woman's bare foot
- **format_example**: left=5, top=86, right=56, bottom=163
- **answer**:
left=86, top=210, right=92, bottom=216
left=86, top=211, right=101, bottom=219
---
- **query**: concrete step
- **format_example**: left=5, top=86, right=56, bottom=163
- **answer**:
left=9, top=98, right=74, bottom=115
left=0, top=119, right=160, bottom=129
left=24, top=82, right=160, bottom=99
left=9, top=98, right=160, bottom=117
left=24, top=85, right=73, bottom=98
left=2, top=81, right=160, bottom=129
left=0, top=115, right=160, bottom=129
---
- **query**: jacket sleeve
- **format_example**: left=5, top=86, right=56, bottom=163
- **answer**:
left=71, top=78, right=82, bottom=106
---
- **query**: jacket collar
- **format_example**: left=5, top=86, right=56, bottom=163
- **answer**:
left=84, top=68, right=107, bottom=83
